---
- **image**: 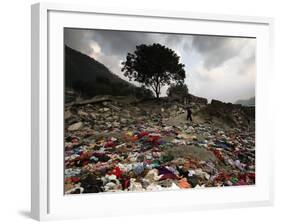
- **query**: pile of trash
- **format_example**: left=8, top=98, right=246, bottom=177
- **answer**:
left=64, top=98, right=255, bottom=194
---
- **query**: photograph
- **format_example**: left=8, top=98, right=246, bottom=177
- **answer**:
left=63, top=28, right=256, bottom=194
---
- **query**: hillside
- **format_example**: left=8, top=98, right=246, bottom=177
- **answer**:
left=64, top=45, right=153, bottom=100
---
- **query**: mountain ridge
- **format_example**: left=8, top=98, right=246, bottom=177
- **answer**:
left=64, top=45, right=153, bottom=99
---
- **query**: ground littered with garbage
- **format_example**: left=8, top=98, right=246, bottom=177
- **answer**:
left=64, top=96, right=255, bottom=194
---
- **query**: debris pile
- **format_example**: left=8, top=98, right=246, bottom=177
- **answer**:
left=64, top=98, right=255, bottom=194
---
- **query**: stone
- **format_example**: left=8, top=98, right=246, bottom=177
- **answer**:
left=78, top=110, right=88, bottom=117
left=65, top=110, right=72, bottom=120
left=90, top=113, right=97, bottom=119
left=120, top=118, right=127, bottom=124
left=68, top=122, right=83, bottom=131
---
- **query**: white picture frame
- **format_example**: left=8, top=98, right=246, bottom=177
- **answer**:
left=31, top=2, right=274, bottom=221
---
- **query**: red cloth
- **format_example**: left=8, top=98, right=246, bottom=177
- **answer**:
left=104, top=140, right=115, bottom=148
left=139, top=131, right=149, bottom=138
left=112, top=166, right=122, bottom=178
left=148, top=135, right=160, bottom=142
left=213, top=150, right=224, bottom=161
left=65, top=177, right=80, bottom=183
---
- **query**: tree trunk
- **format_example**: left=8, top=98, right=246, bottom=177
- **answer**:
left=156, top=91, right=159, bottom=99
left=153, top=79, right=160, bottom=99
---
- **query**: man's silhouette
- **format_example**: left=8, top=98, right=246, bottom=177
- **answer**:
left=186, top=106, right=192, bottom=122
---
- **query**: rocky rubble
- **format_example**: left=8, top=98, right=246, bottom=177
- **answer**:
left=64, top=98, right=255, bottom=194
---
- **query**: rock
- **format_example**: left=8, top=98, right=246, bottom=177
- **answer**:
left=68, top=122, right=83, bottom=131
left=99, top=107, right=110, bottom=113
left=90, top=113, right=97, bottom=119
left=108, top=104, right=121, bottom=112
left=120, top=118, right=127, bottom=124
left=112, top=115, right=119, bottom=120
left=78, top=110, right=88, bottom=117
left=65, top=110, right=72, bottom=120
left=112, top=121, right=120, bottom=127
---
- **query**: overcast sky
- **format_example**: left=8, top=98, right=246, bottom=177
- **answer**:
left=64, top=28, right=256, bottom=103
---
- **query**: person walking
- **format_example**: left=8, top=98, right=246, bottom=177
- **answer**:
left=186, top=106, right=192, bottom=122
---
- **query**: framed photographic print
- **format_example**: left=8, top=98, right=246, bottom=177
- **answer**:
left=31, top=2, right=274, bottom=221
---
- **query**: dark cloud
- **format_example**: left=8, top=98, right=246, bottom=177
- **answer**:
left=192, top=36, right=251, bottom=70
left=90, top=30, right=152, bottom=56
left=65, top=28, right=190, bottom=59
left=65, top=29, right=153, bottom=58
